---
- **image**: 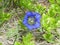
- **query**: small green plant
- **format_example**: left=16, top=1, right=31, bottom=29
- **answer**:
left=0, top=10, right=11, bottom=27
left=43, top=33, right=54, bottom=43
left=14, top=41, right=23, bottom=45
left=0, top=0, right=60, bottom=44
left=14, top=33, right=35, bottom=45
left=42, top=0, right=60, bottom=43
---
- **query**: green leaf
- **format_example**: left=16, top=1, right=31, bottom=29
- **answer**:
left=23, top=33, right=34, bottom=45
left=14, top=33, right=34, bottom=45
left=19, top=0, right=33, bottom=10
left=48, top=4, right=56, bottom=17
left=43, top=33, right=54, bottom=43
left=56, top=20, right=60, bottom=27
left=0, top=12, right=11, bottom=26
left=42, top=14, right=56, bottom=32
left=34, top=4, right=46, bottom=14
left=0, top=42, right=2, bottom=45
left=56, top=0, right=60, bottom=4
left=49, top=0, right=55, bottom=4
left=14, top=41, right=23, bottom=45
left=23, top=33, right=33, bottom=42
left=48, top=4, right=60, bottom=17
left=56, top=15, right=60, bottom=21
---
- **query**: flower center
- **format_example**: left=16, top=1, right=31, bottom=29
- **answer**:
left=28, top=17, right=35, bottom=25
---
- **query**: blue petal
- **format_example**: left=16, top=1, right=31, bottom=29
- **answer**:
left=33, top=12, right=41, bottom=23
left=34, top=22, right=40, bottom=28
left=27, top=25, right=33, bottom=30
left=26, top=11, right=33, bottom=16
left=23, top=11, right=41, bottom=30
left=23, top=19, right=28, bottom=24
left=26, top=11, right=35, bottom=17
left=25, top=24, right=33, bottom=30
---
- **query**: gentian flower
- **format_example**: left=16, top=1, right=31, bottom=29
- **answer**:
left=23, top=11, right=41, bottom=30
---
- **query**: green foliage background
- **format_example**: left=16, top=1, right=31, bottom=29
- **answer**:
left=0, top=0, right=60, bottom=45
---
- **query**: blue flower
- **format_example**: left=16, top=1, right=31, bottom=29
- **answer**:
left=23, top=11, right=41, bottom=30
